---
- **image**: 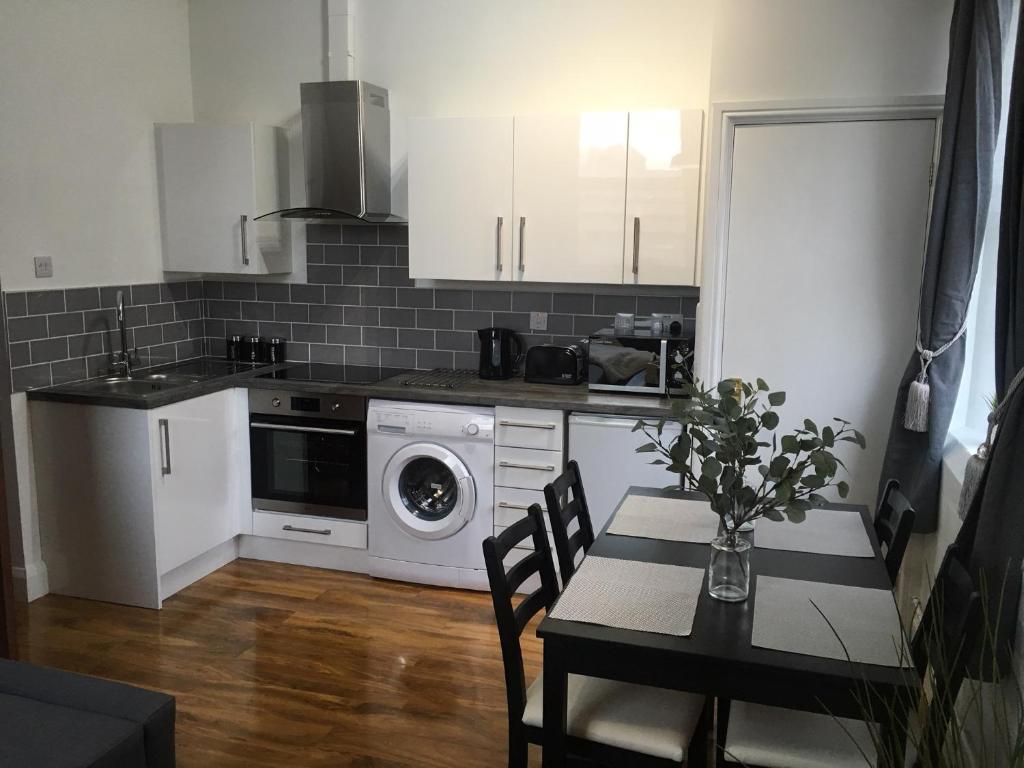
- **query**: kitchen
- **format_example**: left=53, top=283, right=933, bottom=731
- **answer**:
left=1, top=1, right=1020, bottom=766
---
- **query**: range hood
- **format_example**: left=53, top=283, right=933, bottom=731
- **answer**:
left=257, top=81, right=405, bottom=225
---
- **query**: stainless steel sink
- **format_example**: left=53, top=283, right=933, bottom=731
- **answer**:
left=67, top=374, right=200, bottom=396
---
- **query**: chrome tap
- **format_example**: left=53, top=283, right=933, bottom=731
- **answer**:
left=114, top=290, right=134, bottom=377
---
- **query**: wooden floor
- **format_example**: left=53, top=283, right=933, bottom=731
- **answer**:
left=17, top=559, right=542, bottom=767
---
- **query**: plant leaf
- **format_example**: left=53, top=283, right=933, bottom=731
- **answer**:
left=701, top=457, right=723, bottom=478
left=636, top=442, right=658, bottom=453
left=762, top=411, right=780, bottom=430
left=768, top=391, right=786, bottom=407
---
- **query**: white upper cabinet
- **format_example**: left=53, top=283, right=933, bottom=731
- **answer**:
left=408, top=117, right=513, bottom=281
left=624, top=110, right=704, bottom=285
left=511, top=113, right=628, bottom=284
left=156, top=123, right=292, bottom=275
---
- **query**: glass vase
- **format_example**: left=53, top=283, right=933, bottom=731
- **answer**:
left=708, top=534, right=752, bottom=602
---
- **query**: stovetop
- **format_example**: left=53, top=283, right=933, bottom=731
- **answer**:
left=257, top=364, right=405, bottom=385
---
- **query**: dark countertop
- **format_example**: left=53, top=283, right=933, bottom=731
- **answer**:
left=27, top=359, right=675, bottom=418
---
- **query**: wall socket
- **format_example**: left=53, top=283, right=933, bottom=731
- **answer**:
left=530, top=311, right=548, bottom=331
left=33, top=256, right=53, bottom=278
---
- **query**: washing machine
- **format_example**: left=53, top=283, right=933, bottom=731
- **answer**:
left=367, top=400, right=495, bottom=590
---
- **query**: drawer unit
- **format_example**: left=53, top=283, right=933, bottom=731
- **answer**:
left=494, top=486, right=547, bottom=527
left=494, top=524, right=556, bottom=552
left=253, top=510, right=368, bottom=549
left=495, top=407, right=565, bottom=451
left=495, top=446, right=562, bottom=490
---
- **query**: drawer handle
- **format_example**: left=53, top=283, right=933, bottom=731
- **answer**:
left=499, top=420, right=557, bottom=430
left=499, top=460, right=556, bottom=472
left=498, top=501, right=532, bottom=510
left=283, top=524, right=332, bottom=536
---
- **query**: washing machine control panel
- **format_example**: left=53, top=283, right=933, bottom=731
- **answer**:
left=371, top=408, right=494, bottom=441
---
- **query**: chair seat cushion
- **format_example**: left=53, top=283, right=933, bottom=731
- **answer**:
left=522, top=672, right=704, bottom=762
left=724, top=699, right=877, bottom=768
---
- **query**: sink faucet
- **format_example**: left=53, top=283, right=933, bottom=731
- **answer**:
left=114, top=290, right=134, bottom=378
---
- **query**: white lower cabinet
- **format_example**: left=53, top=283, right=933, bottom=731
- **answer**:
left=252, top=510, right=367, bottom=549
left=32, top=389, right=250, bottom=608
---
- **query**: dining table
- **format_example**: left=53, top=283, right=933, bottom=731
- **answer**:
left=536, top=486, right=918, bottom=767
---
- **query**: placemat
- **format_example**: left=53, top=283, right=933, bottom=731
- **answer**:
left=754, top=508, right=875, bottom=558
left=752, top=576, right=910, bottom=666
left=607, top=494, right=721, bottom=544
left=549, top=556, right=705, bottom=636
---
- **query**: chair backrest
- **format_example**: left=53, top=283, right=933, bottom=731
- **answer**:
left=875, top=479, right=916, bottom=584
left=909, top=544, right=982, bottom=767
left=544, top=460, right=596, bottom=584
left=482, top=504, right=561, bottom=727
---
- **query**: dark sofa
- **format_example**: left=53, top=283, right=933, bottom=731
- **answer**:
left=0, top=658, right=175, bottom=767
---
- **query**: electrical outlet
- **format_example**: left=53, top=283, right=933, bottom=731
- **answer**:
left=530, top=311, right=548, bottom=331
left=33, top=256, right=53, bottom=279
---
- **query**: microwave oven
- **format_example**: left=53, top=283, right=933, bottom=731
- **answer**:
left=587, top=322, right=694, bottom=395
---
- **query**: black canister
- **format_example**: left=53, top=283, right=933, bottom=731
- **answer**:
left=240, top=335, right=263, bottom=364
left=225, top=335, right=243, bottom=362
left=262, top=337, right=287, bottom=364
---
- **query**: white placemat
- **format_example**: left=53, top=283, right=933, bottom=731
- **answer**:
left=549, top=555, right=705, bottom=636
left=754, top=508, right=875, bottom=558
left=752, top=576, right=910, bottom=667
left=607, top=494, right=721, bottom=544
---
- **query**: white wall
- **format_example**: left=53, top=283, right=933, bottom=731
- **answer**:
left=0, top=0, right=194, bottom=291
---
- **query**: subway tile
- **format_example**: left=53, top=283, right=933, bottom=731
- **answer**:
left=573, top=314, right=613, bottom=335
left=346, top=346, right=380, bottom=366
left=258, top=321, right=292, bottom=339
left=291, top=284, right=325, bottom=304
left=275, top=303, right=309, bottom=323
left=327, top=325, right=361, bottom=345
left=206, top=337, right=227, bottom=359
left=5, top=292, right=27, bottom=318
left=66, top=332, right=103, bottom=358
left=160, top=281, right=190, bottom=303
left=241, top=302, right=275, bottom=321
left=324, top=285, right=361, bottom=305
left=9, top=342, right=30, bottom=367
left=380, top=307, right=416, bottom=327
left=148, top=343, right=178, bottom=366
left=342, top=265, right=379, bottom=286
left=27, top=290, right=65, bottom=315
left=306, top=224, right=341, bottom=244
left=30, top=337, right=68, bottom=364
left=308, top=304, right=345, bottom=325
left=85, top=354, right=112, bottom=379
left=361, top=287, right=396, bottom=307
left=636, top=295, right=683, bottom=315
left=131, top=283, right=162, bottom=305
left=286, top=342, right=310, bottom=362
left=202, top=281, right=224, bottom=299
left=306, top=265, right=344, bottom=285
left=100, top=285, right=131, bottom=308
left=8, top=315, right=49, bottom=342
left=204, top=318, right=226, bottom=339
left=163, top=322, right=189, bottom=344
left=292, top=323, right=327, bottom=343
left=551, top=335, right=583, bottom=347
left=473, top=290, right=511, bottom=311
left=146, top=303, right=175, bottom=325
left=65, top=287, right=100, bottom=312
left=377, top=267, right=414, bottom=287
left=553, top=292, right=594, bottom=315
left=452, top=351, right=477, bottom=370
left=453, top=310, right=492, bottom=331
left=594, top=294, right=638, bottom=315
left=256, top=283, right=291, bottom=303
left=395, top=288, right=433, bottom=308
left=207, top=300, right=241, bottom=319
left=359, top=245, right=397, bottom=266
left=417, top=309, right=453, bottom=330
left=187, top=319, right=205, bottom=339
left=51, top=357, right=87, bottom=385
left=176, top=338, right=204, bottom=360
left=187, top=280, right=205, bottom=300
left=363, top=327, right=397, bottom=347
left=324, top=245, right=360, bottom=265
left=521, top=334, right=553, bottom=350
left=306, top=243, right=325, bottom=264
left=224, top=319, right=260, bottom=337
left=378, top=225, right=409, bottom=246
left=342, top=224, right=378, bottom=245
left=547, top=314, right=575, bottom=335
left=417, top=349, right=453, bottom=370
left=511, top=291, right=552, bottom=312
left=222, top=281, right=257, bottom=301
left=681, top=296, right=699, bottom=317
left=381, top=347, right=416, bottom=368
left=395, top=246, right=409, bottom=267
left=133, top=325, right=164, bottom=348
left=344, top=306, right=379, bottom=326
left=399, top=329, right=434, bottom=349
left=434, top=289, right=473, bottom=310
left=492, top=311, right=530, bottom=331
left=83, top=308, right=117, bottom=333
left=309, top=344, right=344, bottom=364
left=174, top=300, right=202, bottom=321
left=435, top=330, right=474, bottom=351
left=12, top=364, right=51, bottom=391
left=125, top=306, right=147, bottom=328
left=47, top=311, right=84, bottom=337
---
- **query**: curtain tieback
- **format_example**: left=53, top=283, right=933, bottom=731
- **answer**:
left=904, top=325, right=968, bottom=433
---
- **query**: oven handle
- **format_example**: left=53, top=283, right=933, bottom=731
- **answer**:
left=250, top=422, right=359, bottom=436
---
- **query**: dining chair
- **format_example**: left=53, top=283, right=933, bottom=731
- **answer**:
left=719, top=544, right=982, bottom=768
left=876, top=479, right=917, bottom=584
left=543, top=460, right=596, bottom=584
left=482, top=504, right=708, bottom=768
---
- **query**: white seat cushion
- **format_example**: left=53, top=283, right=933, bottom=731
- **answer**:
left=521, top=671, right=704, bottom=762
left=725, top=699, right=877, bottom=768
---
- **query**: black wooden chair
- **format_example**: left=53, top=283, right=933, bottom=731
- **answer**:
left=720, top=544, right=982, bottom=768
left=543, top=460, right=596, bottom=584
left=876, top=479, right=917, bottom=584
left=483, top=504, right=708, bottom=767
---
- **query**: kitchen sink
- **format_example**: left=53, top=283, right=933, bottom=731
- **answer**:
left=66, top=374, right=200, bottom=396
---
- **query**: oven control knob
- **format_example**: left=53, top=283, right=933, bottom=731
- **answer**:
left=331, top=403, right=340, bottom=412
left=272, top=397, right=281, bottom=407
left=466, top=423, right=480, bottom=436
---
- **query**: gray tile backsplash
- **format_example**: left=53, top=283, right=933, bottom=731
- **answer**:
left=4, top=224, right=698, bottom=392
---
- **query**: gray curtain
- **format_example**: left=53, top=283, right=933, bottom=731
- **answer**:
left=878, top=0, right=1011, bottom=532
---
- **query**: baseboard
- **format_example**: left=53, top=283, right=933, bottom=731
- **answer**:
left=11, top=561, right=49, bottom=602
left=158, top=537, right=240, bottom=604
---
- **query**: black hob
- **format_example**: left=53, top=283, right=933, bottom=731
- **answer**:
left=257, top=363, right=404, bottom=384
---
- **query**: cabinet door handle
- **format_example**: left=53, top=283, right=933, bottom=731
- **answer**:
left=159, top=418, right=171, bottom=476
left=518, top=216, right=526, bottom=274
left=498, top=501, right=532, bottom=510
left=632, top=216, right=640, bottom=277
left=495, top=216, right=503, bottom=273
left=241, top=214, right=250, bottom=266
left=499, top=460, right=555, bottom=472
left=499, top=419, right=557, bottom=430
left=283, top=524, right=332, bottom=536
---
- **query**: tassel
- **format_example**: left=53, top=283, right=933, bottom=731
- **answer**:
left=904, top=377, right=930, bottom=432
left=957, top=447, right=988, bottom=520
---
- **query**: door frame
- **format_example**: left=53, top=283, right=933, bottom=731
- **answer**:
left=695, top=97, right=944, bottom=385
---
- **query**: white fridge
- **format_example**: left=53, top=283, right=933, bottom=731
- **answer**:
left=568, top=413, right=683, bottom=533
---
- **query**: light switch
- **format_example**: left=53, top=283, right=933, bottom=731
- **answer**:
left=34, top=256, right=53, bottom=278
left=530, top=311, right=548, bottom=331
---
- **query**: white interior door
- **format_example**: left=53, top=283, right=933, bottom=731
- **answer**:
left=408, top=116, right=513, bottom=280
left=512, top=112, right=628, bottom=284
left=624, top=110, right=703, bottom=286
left=720, top=118, right=936, bottom=505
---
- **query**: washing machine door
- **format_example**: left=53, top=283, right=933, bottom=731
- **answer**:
left=382, top=443, right=476, bottom=540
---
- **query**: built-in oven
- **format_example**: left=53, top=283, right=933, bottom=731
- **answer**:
left=249, top=390, right=367, bottom=521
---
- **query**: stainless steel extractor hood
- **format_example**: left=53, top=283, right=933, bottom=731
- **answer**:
left=257, top=81, right=404, bottom=225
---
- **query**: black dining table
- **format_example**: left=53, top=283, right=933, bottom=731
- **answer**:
left=536, top=486, right=918, bottom=767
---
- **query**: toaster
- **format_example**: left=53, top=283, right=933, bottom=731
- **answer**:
left=524, top=343, right=587, bottom=385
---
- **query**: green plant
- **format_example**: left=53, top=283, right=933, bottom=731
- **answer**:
left=634, top=377, right=866, bottom=536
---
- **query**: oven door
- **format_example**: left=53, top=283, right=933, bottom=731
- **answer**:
left=249, top=416, right=367, bottom=520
